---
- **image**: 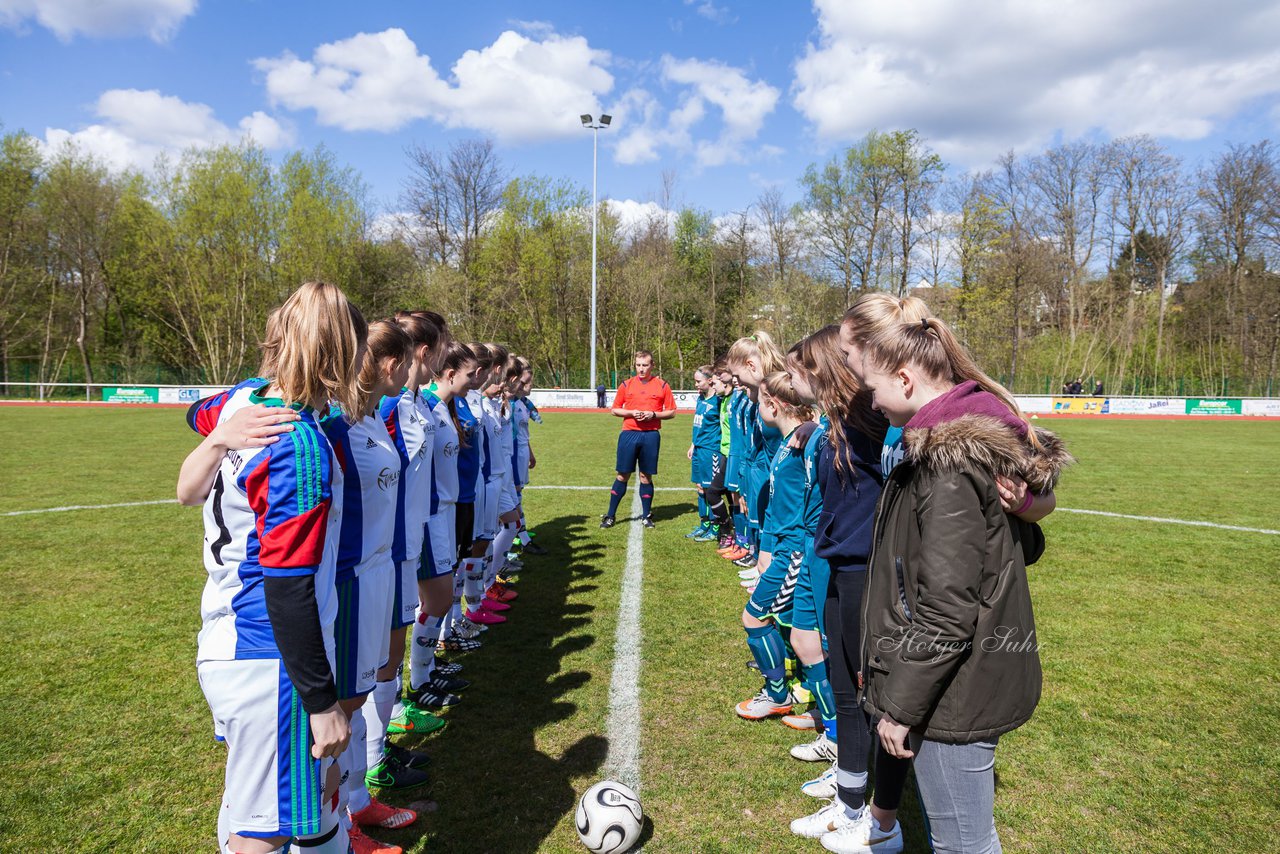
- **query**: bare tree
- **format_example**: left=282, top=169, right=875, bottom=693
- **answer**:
left=402, top=138, right=506, bottom=271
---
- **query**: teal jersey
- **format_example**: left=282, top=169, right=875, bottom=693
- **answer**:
left=882, top=426, right=906, bottom=475
left=692, top=393, right=723, bottom=450
left=802, top=417, right=828, bottom=535
left=764, top=425, right=807, bottom=547
left=718, top=396, right=732, bottom=455
left=727, top=390, right=750, bottom=458
left=752, top=408, right=784, bottom=473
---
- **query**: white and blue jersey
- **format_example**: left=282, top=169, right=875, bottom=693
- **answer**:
left=422, top=388, right=461, bottom=577
left=481, top=394, right=511, bottom=481
left=322, top=411, right=400, bottom=582
left=189, top=380, right=343, bottom=665
left=380, top=389, right=435, bottom=565
left=511, top=398, right=531, bottom=487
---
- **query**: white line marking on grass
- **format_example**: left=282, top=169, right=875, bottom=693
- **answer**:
left=1056, top=507, right=1279, bottom=535
left=604, top=488, right=645, bottom=793
left=524, top=485, right=685, bottom=492
left=2, top=499, right=178, bottom=517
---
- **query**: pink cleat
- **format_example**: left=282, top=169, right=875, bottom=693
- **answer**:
left=480, top=598, right=511, bottom=612
left=465, top=608, right=506, bottom=625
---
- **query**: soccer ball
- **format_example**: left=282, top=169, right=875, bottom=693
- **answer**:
left=575, top=780, right=643, bottom=853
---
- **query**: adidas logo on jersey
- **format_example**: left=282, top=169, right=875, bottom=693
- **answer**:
left=365, top=437, right=378, bottom=449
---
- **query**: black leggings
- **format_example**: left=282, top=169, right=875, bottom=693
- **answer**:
left=824, top=569, right=873, bottom=790
left=704, top=455, right=732, bottom=528
left=454, top=502, right=475, bottom=563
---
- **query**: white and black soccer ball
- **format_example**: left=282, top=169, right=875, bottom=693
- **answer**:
left=575, top=780, right=643, bottom=854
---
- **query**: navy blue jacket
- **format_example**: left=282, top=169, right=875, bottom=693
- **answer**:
left=815, top=421, right=883, bottom=571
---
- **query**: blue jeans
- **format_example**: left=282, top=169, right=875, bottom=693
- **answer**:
left=909, top=734, right=1003, bottom=854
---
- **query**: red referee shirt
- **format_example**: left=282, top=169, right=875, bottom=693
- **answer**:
left=614, top=376, right=675, bottom=431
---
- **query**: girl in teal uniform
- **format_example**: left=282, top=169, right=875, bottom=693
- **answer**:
left=686, top=365, right=724, bottom=541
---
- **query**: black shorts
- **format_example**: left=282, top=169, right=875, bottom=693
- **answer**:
left=455, top=501, right=475, bottom=561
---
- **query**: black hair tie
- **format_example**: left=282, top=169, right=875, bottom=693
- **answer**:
left=920, top=318, right=930, bottom=331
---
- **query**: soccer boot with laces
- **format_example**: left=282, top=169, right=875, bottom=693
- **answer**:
left=693, top=524, right=719, bottom=542
left=464, top=607, right=505, bottom=625
left=384, top=742, right=430, bottom=769
left=722, top=545, right=750, bottom=561
left=386, top=702, right=446, bottom=736
left=439, top=629, right=482, bottom=653
left=486, top=583, right=518, bottom=602
left=600, top=515, right=616, bottom=529
left=351, top=796, right=418, bottom=829
left=732, top=553, right=758, bottom=569
left=642, top=515, right=656, bottom=529
left=348, top=823, right=402, bottom=854
left=801, top=763, right=838, bottom=798
left=782, top=709, right=818, bottom=730
left=735, top=688, right=796, bottom=720
left=431, top=657, right=463, bottom=676
left=405, top=682, right=460, bottom=709
left=792, top=800, right=863, bottom=839
left=522, top=539, right=548, bottom=555
left=479, top=597, right=511, bottom=612
left=790, top=733, right=838, bottom=762
left=364, top=751, right=430, bottom=790
left=686, top=521, right=707, bottom=538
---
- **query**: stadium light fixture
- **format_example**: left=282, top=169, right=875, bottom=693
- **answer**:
left=582, top=113, right=611, bottom=390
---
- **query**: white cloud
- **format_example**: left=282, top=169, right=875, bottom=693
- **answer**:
left=614, top=55, right=779, bottom=168
left=39, top=89, right=293, bottom=173
left=793, top=0, right=1280, bottom=166
left=0, top=0, right=196, bottom=42
left=685, top=0, right=733, bottom=24
left=254, top=27, right=614, bottom=141
left=605, top=199, right=676, bottom=240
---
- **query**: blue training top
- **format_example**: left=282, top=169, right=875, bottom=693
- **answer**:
left=454, top=395, right=480, bottom=503
left=815, top=418, right=884, bottom=570
left=763, top=425, right=808, bottom=552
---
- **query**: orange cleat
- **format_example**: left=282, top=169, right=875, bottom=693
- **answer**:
left=351, top=797, right=418, bottom=829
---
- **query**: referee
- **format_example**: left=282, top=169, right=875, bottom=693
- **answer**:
left=601, top=350, right=677, bottom=528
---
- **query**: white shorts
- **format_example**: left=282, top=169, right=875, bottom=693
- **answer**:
left=334, top=562, right=394, bottom=699
left=515, top=446, right=530, bottom=487
left=474, top=478, right=501, bottom=540
left=424, top=504, right=457, bottom=578
left=393, top=558, right=418, bottom=629
left=498, top=475, right=520, bottom=515
left=198, top=657, right=338, bottom=840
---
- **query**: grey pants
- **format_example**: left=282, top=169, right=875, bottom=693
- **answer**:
left=908, top=733, right=1003, bottom=854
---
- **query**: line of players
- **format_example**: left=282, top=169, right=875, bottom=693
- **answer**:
left=178, top=282, right=546, bottom=854
left=679, top=293, right=1064, bottom=853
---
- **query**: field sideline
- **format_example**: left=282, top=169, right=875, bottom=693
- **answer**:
left=1, top=408, right=1278, bottom=852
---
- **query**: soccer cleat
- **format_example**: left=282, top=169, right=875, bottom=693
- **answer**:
left=600, top=515, right=616, bottom=529
left=746, top=659, right=760, bottom=671
left=486, top=584, right=518, bottom=602
left=740, top=577, right=759, bottom=590
left=685, top=522, right=706, bottom=538
left=792, top=800, right=861, bottom=839
left=351, top=796, right=418, bottom=829
left=737, top=566, right=760, bottom=580
left=717, top=541, right=737, bottom=555
left=479, top=597, right=511, bottom=613
left=384, top=742, right=430, bottom=769
left=504, top=556, right=525, bottom=572
left=801, top=763, right=838, bottom=798
left=791, top=733, right=839, bottom=762
left=782, top=710, right=818, bottom=730
left=387, top=703, right=446, bottom=736
left=792, top=683, right=814, bottom=704
left=733, top=554, right=758, bottom=569
left=439, top=631, right=481, bottom=653
left=722, top=545, right=750, bottom=561
left=365, top=751, right=430, bottom=790
left=405, top=683, right=460, bottom=709
left=693, top=525, right=719, bottom=542
left=454, top=615, right=486, bottom=637
left=421, top=672, right=470, bottom=693
left=735, top=688, right=795, bottom=720
left=496, top=570, right=519, bottom=585
left=432, top=658, right=463, bottom=676
left=348, top=823, right=403, bottom=854
left=522, top=540, right=548, bottom=555
left=821, top=815, right=903, bottom=853
left=642, top=515, right=656, bottom=529
left=465, top=607, right=506, bottom=625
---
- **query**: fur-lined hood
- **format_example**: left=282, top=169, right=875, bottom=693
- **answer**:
left=903, top=414, right=1072, bottom=495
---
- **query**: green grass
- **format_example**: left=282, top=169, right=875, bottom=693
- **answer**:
left=0, top=408, right=1278, bottom=852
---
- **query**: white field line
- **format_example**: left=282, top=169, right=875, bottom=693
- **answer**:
left=2, top=499, right=178, bottom=517
left=604, top=488, right=645, bottom=793
left=4, top=491, right=1278, bottom=537
left=1054, top=507, right=1279, bottom=535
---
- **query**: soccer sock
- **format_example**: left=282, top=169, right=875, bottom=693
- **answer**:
left=745, top=624, right=789, bottom=702
left=345, top=707, right=371, bottom=814
left=450, top=567, right=465, bottom=621
left=410, top=611, right=440, bottom=689
left=493, top=521, right=518, bottom=575
left=364, top=678, right=396, bottom=771
left=294, top=793, right=349, bottom=854
left=733, top=508, right=747, bottom=543
left=837, top=767, right=869, bottom=818
left=802, top=659, right=838, bottom=743
left=639, top=482, right=654, bottom=518
left=461, top=558, right=485, bottom=613
left=697, top=492, right=708, bottom=521
left=391, top=663, right=405, bottom=719
left=606, top=478, right=628, bottom=517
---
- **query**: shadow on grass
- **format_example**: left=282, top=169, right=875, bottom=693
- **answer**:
left=383, top=513, right=610, bottom=854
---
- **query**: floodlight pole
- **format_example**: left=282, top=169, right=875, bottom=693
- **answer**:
left=582, top=114, right=610, bottom=391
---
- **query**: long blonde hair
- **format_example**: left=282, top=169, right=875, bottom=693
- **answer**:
left=863, top=316, right=1039, bottom=447
left=726, top=330, right=786, bottom=380
left=788, top=326, right=887, bottom=478
left=842, top=293, right=932, bottom=344
left=761, top=371, right=814, bottom=424
left=262, top=281, right=367, bottom=420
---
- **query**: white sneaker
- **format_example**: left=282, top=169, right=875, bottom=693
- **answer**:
left=791, top=733, right=838, bottom=762
left=739, top=576, right=759, bottom=588
left=801, top=762, right=837, bottom=798
left=792, top=801, right=864, bottom=839
left=453, top=617, right=483, bottom=639
left=821, top=815, right=904, bottom=854
left=737, top=567, right=760, bottom=580
left=734, top=688, right=796, bottom=720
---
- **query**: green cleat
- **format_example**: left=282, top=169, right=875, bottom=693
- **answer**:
left=387, top=701, right=447, bottom=737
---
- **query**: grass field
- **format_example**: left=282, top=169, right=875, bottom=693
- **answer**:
left=1, top=407, right=1279, bottom=853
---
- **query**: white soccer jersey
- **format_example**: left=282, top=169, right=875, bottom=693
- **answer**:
left=380, top=389, right=434, bottom=564
left=511, top=397, right=531, bottom=484
left=424, top=390, right=460, bottom=507
left=188, top=380, right=343, bottom=665
left=324, top=412, right=400, bottom=580
left=481, top=394, right=512, bottom=479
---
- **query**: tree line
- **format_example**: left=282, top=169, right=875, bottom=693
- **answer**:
left=2, top=127, right=1277, bottom=396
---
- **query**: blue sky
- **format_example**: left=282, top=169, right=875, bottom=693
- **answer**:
left=3, top=0, right=1279, bottom=227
